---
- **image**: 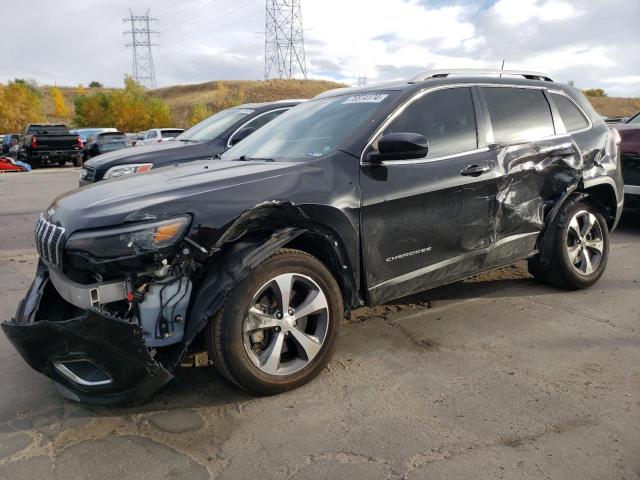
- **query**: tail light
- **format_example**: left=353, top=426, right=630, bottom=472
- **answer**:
left=31, top=136, right=37, bottom=148
left=76, top=136, right=83, bottom=148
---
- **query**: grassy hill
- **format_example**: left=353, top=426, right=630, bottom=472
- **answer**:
left=44, top=80, right=640, bottom=128
left=149, top=79, right=346, bottom=126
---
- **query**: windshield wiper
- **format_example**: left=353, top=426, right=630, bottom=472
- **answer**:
left=237, top=155, right=274, bottom=162
left=178, top=138, right=198, bottom=143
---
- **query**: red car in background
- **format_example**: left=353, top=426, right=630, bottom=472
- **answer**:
left=612, top=113, right=640, bottom=211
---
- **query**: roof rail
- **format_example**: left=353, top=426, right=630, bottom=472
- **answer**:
left=409, top=69, right=554, bottom=83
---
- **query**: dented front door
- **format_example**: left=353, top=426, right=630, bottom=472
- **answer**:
left=360, top=86, right=500, bottom=305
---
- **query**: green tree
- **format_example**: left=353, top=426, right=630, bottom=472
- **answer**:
left=50, top=87, right=70, bottom=118
left=74, top=76, right=173, bottom=131
left=583, top=88, right=607, bottom=97
left=89, top=81, right=103, bottom=88
left=187, top=103, right=213, bottom=126
left=0, top=81, right=43, bottom=132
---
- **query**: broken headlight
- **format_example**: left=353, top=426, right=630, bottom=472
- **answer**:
left=65, top=216, right=190, bottom=258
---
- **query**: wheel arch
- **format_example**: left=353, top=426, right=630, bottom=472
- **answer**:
left=186, top=203, right=361, bottom=347
left=580, top=182, right=619, bottom=229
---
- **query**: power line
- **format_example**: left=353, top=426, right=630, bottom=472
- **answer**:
left=264, top=0, right=307, bottom=80
left=123, top=9, right=158, bottom=88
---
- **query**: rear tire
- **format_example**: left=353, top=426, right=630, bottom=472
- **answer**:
left=57, top=159, right=66, bottom=167
left=529, top=200, right=609, bottom=289
left=73, top=157, right=82, bottom=167
left=205, top=248, right=343, bottom=395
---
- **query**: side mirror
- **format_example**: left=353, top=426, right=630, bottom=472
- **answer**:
left=367, top=133, right=429, bottom=162
left=229, top=127, right=256, bottom=146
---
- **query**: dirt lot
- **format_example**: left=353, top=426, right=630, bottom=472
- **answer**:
left=0, top=168, right=638, bottom=480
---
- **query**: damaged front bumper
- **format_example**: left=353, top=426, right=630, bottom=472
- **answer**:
left=1, top=264, right=173, bottom=404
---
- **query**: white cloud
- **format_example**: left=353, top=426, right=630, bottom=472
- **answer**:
left=509, top=46, right=615, bottom=73
left=492, top=0, right=582, bottom=24
left=0, top=0, right=638, bottom=96
left=304, top=0, right=479, bottom=81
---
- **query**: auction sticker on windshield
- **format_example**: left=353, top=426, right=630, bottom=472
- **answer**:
left=342, top=94, right=389, bottom=104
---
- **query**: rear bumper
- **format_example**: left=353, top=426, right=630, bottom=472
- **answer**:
left=29, top=150, right=82, bottom=164
left=1, top=264, right=173, bottom=404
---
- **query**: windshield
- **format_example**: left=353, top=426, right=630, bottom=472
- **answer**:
left=176, top=108, right=254, bottom=142
left=221, top=93, right=395, bottom=161
left=627, top=113, right=640, bottom=125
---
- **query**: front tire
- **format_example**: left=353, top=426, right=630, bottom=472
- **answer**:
left=205, top=249, right=343, bottom=394
left=530, top=200, right=609, bottom=289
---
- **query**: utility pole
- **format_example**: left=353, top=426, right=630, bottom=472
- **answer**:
left=123, top=9, right=158, bottom=88
left=264, top=0, right=307, bottom=80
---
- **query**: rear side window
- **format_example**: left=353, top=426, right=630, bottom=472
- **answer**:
left=383, top=87, right=478, bottom=158
left=483, top=87, right=554, bottom=143
left=245, top=109, right=287, bottom=131
left=549, top=93, right=589, bottom=132
left=147, top=130, right=157, bottom=139
left=228, top=109, right=287, bottom=145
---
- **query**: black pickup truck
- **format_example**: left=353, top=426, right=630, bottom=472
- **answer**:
left=19, top=124, right=83, bottom=167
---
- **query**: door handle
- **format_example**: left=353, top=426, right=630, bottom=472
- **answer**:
left=460, top=164, right=492, bottom=177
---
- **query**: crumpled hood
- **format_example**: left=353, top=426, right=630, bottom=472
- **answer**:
left=83, top=140, right=219, bottom=172
left=48, top=159, right=303, bottom=235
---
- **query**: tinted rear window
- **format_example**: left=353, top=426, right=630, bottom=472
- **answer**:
left=161, top=130, right=184, bottom=138
left=99, top=132, right=126, bottom=139
left=483, top=88, right=554, bottom=143
left=27, top=125, right=70, bottom=135
left=549, top=93, right=589, bottom=132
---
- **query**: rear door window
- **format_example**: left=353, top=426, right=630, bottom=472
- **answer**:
left=549, top=93, right=589, bottom=132
left=482, top=87, right=554, bottom=143
left=382, top=87, right=478, bottom=158
left=229, top=109, right=288, bottom=144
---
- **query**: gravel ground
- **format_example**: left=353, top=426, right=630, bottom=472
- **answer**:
left=0, top=168, right=638, bottom=480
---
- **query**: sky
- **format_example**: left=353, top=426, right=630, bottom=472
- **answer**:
left=2, top=0, right=639, bottom=96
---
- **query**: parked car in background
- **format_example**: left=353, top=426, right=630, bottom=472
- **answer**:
left=80, top=100, right=304, bottom=184
left=19, top=124, right=82, bottom=167
left=4, top=70, right=623, bottom=404
left=125, top=133, right=139, bottom=146
left=135, top=131, right=147, bottom=144
left=136, top=128, right=185, bottom=146
left=71, top=128, right=118, bottom=145
left=84, top=131, right=133, bottom=159
left=71, top=128, right=118, bottom=161
left=1, top=134, right=21, bottom=154
left=611, top=111, right=640, bottom=212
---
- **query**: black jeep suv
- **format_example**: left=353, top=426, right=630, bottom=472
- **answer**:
left=3, top=70, right=623, bottom=404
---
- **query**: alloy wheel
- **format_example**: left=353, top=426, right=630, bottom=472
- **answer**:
left=242, top=273, right=330, bottom=376
left=566, top=210, right=604, bottom=275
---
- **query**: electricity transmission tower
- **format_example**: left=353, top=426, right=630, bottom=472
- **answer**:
left=264, top=0, right=307, bottom=80
left=123, top=10, right=158, bottom=88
